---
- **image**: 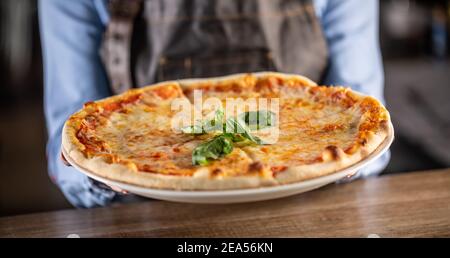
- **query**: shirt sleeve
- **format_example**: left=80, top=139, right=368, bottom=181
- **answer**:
left=39, top=0, right=116, bottom=207
left=318, top=0, right=390, bottom=178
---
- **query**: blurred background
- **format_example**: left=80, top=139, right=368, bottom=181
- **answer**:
left=0, top=0, right=449, bottom=216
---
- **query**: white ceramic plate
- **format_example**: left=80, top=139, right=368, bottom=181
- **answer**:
left=63, top=123, right=394, bottom=204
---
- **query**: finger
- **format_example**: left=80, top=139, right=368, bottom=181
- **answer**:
left=109, top=185, right=129, bottom=195
left=60, top=152, right=72, bottom=166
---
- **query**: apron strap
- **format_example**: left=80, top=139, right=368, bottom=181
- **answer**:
left=101, top=0, right=142, bottom=94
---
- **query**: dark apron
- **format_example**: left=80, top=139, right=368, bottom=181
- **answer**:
left=101, top=0, right=329, bottom=94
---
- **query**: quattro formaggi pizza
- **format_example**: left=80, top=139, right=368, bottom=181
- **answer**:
left=62, top=72, right=391, bottom=190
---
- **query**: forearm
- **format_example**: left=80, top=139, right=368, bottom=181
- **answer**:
left=319, top=0, right=389, bottom=177
left=40, top=0, right=116, bottom=207
left=320, top=0, right=384, bottom=100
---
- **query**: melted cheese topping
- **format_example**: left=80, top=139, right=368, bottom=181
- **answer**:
left=244, top=94, right=361, bottom=169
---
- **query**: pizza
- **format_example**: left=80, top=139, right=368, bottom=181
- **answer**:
left=62, top=72, right=392, bottom=190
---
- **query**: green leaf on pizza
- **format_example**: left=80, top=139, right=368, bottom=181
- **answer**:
left=192, top=134, right=234, bottom=166
left=224, top=117, right=264, bottom=145
left=181, top=109, right=224, bottom=135
left=182, top=108, right=275, bottom=166
left=238, top=110, right=276, bottom=130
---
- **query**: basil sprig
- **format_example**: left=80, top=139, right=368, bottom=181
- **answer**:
left=224, top=117, right=264, bottom=145
left=186, top=109, right=275, bottom=166
left=239, top=110, right=276, bottom=130
left=192, top=135, right=234, bottom=166
left=181, top=109, right=224, bottom=135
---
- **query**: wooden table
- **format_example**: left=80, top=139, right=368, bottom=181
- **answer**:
left=1, top=169, right=449, bottom=237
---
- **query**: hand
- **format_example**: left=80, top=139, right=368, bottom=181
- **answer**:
left=107, top=185, right=129, bottom=195
left=60, top=151, right=71, bottom=166
left=60, top=151, right=128, bottom=194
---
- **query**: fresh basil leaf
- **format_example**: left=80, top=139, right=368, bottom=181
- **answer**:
left=181, top=125, right=204, bottom=134
left=188, top=109, right=272, bottom=165
left=181, top=109, right=224, bottom=135
left=222, top=133, right=246, bottom=143
left=225, top=117, right=264, bottom=145
left=202, top=108, right=224, bottom=132
left=238, top=110, right=276, bottom=130
left=192, top=135, right=234, bottom=166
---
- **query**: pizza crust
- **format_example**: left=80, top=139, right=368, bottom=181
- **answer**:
left=62, top=72, right=391, bottom=190
left=274, top=124, right=389, bottom=184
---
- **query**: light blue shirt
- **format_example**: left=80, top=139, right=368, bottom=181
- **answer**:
left=39, top=0, right=389, bottom=208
